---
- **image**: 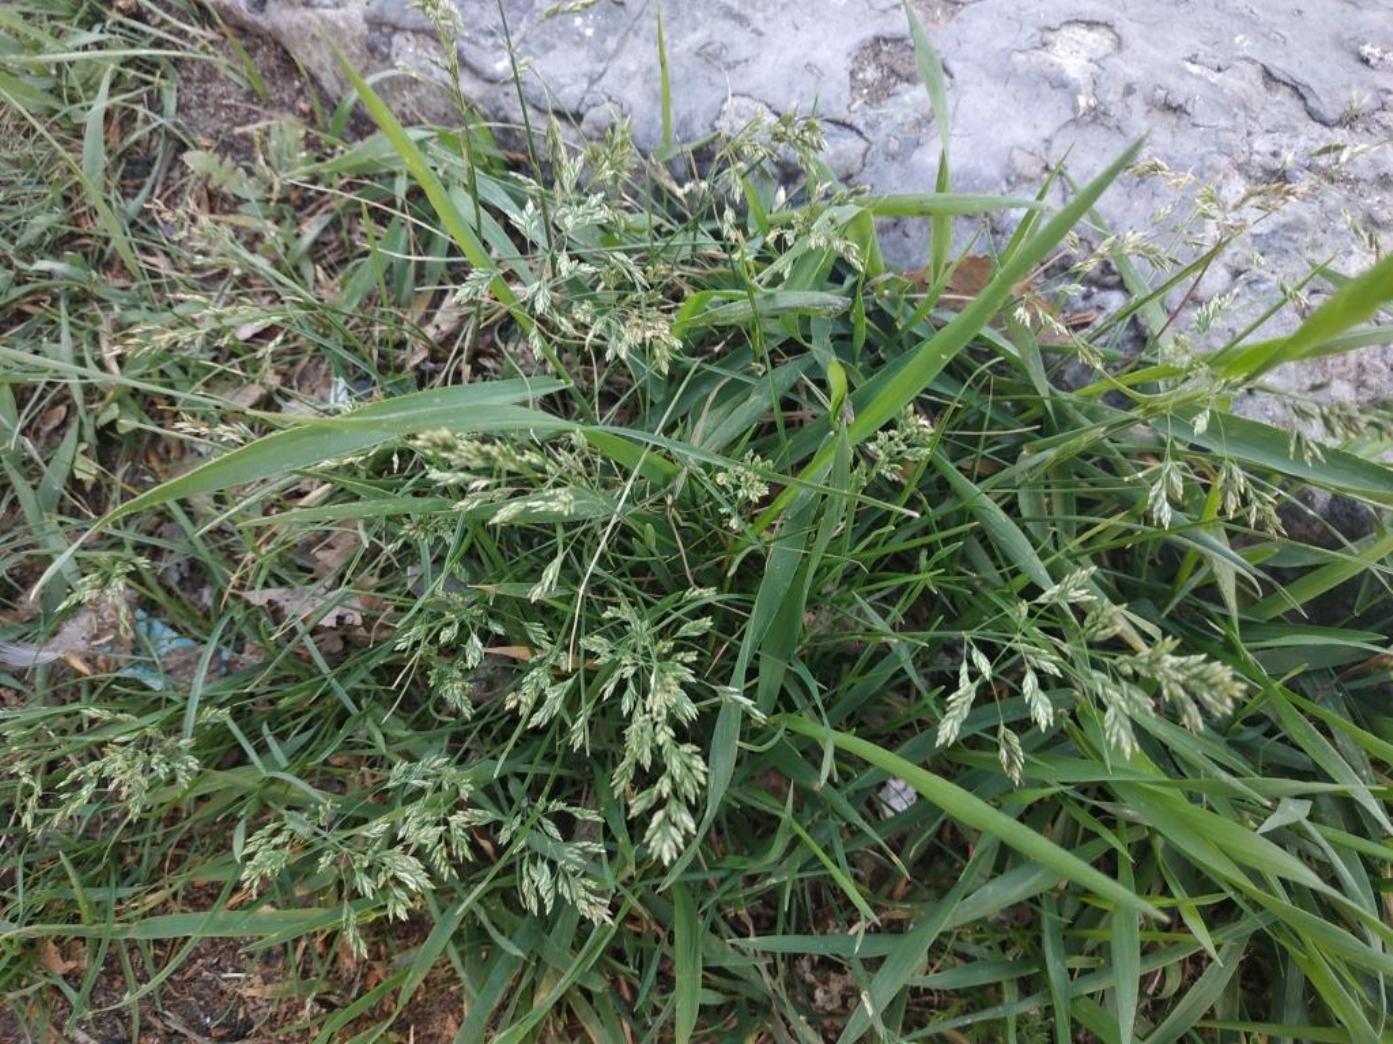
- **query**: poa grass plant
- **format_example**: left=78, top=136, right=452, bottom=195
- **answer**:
left=4, top=0, right=1393, bottom=1039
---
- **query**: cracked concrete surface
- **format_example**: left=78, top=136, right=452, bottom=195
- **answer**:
left=209, top=0, right=1393, bottom=422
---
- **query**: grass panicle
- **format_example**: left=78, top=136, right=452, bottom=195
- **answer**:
left=3, top=0, right=1393, bottom=1039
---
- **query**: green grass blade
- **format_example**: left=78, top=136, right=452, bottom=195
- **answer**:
left=1152, top=406, right=1393, bottom=507
left=1210, top=251, right=1393, bottom=380
left=759, top=139, right=1142, bottom=529
left=0, top=907, right=345, bottom=941
left=672, top=883, right=700, bottom=1044
left=656, top=3, right=672, bottom=153
left=1194, top=1022, right=1347, bottom=1043
left=1143, top=936, right=1250, bottom=1044
left=1111, top=849, right=1141, bottom=1041
left=80, top=62, right=112, bottom=184
left=1210, top=325, right=1393, bottom=381
left=329, top=41, right=526, bottom=307
left=862, top=192, right=1044, bottom=217
left=781, top=715, right=1163, bottom=919
left=1041, top=895, right=1072, bottom=1044
left=103, top=395, right=569, bottom=524
left=1264, top=686, right=1393, bottom=834
left=33, top=380, right=568, bottom=594
left=1249, top=528, right=1393, bottom=620
left=903, top=0, right=952, bottom=275
left=697, top=471, right=830, bottom=855
left=836, top=840, right=998, bottom=1043
left=932, top=451, right=1053, bottom=589
left=672, top=289, right=848, bottom=334
left=786, top=816, right=878, bottom=927
left=491, top=916, right=621, bottom=1044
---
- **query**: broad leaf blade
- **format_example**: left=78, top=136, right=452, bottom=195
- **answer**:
left=103, top=381, right=569, bottom=524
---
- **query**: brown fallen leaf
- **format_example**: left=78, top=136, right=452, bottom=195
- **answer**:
left=423, top=298, right=465, bottom=343
left=407, top=288, right=436, bottom=326
left=241, top=587, right=366, bottom=628
left=903, top=254, right=997, bottom=301
left=309, top=530, right=360, bottom=577
left=335, top=931, right=361, bottom=980
left=907, top=254, right=1099, bottom=340
left=310, top=630, right=345, bottom=656
left=0, top=594, right=133, bottom=670
left=484, top=645, right=592, bottom=672
left=226, top=380, right=276, bottom=409
left=293, top=481, right=335, bottom=508
left=34, top=403, right=68, bottom=437
left=484, top=644, right=543, bottom=662
left=795, top=954, right=857, bottom=1015
left=283, top=355, right=336, bottom=415
left=233, top=317, right=278, bottom=342
left=36, top=937, right=80, bottom=975
left=946, top=253, right=995, bottom=298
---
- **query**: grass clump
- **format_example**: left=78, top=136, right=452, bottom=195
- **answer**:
left=4, top=1, right=1393, bottom=1040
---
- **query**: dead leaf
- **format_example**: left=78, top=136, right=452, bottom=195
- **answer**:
left=795, top=954, right=857, bottom=1015
left=335, top=932, right=360, bottom=980
left=282, top=356, right=336, bottom=416
left=226, top=379, right=277, bottom=410
left=485, top=645, right=590, bottom=671
left=233, top=318, right=277, bottom=342
left=310, top=530, right=359, bottom=576
left=242, top=587, right=365, bottom=628
left=946, top=254, right=995, bottom=298
left=360, top=962, right=385, bottom=993
left=407, top=288, right=436, bottom=325
left=423, top=298, right=465, bottom=343
left=484, top=644, right=542, bottom=662
left=36, top=938, right=80, bottom=975
left=0, top=595, right=132, bottom=670
left=309, top=630, right=345, bottom=656
left=293, top=481, right=334, bottom=508
left=98, top=312, right=121, bottom=377
left=904, top=255, right=996, bottom=299
left=62, top=653, right=94, bottom=676
left=34, top=403, right=68, bottom=437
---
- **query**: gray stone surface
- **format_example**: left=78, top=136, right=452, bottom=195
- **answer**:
left=210, top=0, right=1393, bottom=422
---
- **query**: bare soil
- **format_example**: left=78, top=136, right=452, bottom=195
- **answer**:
left=172, top=20, right=319, bottom=162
